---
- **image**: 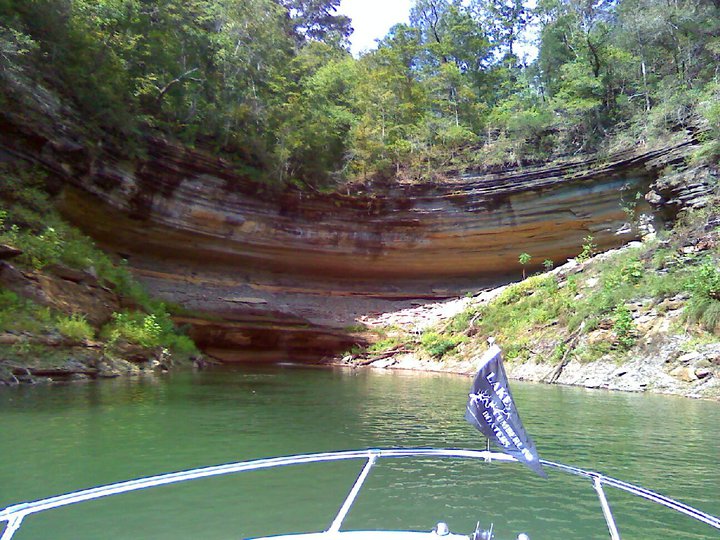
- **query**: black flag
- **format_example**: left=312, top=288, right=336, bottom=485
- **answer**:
left=465, top=344, right=546, bottom=478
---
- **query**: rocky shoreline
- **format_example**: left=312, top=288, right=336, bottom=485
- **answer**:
left=337, top=340, right=720, bottom=400
left=2, top=72, right=710, bottom=361
left=0, top=332, right=173, bottom=385
left=336, top=244, right=720, bottom=401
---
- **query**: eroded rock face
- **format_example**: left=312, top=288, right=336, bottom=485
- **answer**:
left=53, top=137, right=690, bottom=279
left=0, top=80, right=700, bottom=362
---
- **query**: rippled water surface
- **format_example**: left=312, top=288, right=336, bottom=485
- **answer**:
left=1, top=366, right=719, bottom=539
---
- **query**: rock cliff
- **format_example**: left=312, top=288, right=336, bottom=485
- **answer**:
left=0, top=78, right=703, bottom=362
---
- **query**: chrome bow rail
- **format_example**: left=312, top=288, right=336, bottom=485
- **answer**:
left=1, top=448, right=718, bottom=540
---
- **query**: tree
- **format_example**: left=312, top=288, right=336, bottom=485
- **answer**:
left=273, top=50, right=359, bottom=185
left=349, top=24, right=427, bottom=178
left=275, top=0, right=352, bottom=47
left=519, top=252, right=532, bottom=278
left=471, top=0, right=529, bottom=59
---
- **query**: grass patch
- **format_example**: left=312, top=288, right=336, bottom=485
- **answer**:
left=475, top=276, right=568, bottom=351
left=0, top=287, right=53, bottom=334
left=367, top=336, right=402, bottom=353
left=343, top=323, right=370, bottom=333
left=56, top=313, right=95, bottom=343
left=420, top=331, right=464, bottom=358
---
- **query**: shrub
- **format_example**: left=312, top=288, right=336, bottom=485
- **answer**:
left=685, top=259, right=720, bottom=334
left=550, top=342, right=567, bottom=363
left=0, top=288, right=22, bottom=331
left=577, top=235, right=597, bottom=262
left=27, top=226, right=64, bottom=269
left=447, top=307, right=481, bottom=334
left=698, top=301, right=720, bottom=334
left=0, top=287, right=55, bottom=334
left=612, top=304, right=636, bottom=350
left=420, top=331, right=463, bottom=358
left=104, top=312, right=164, bottom=348
left=368, top=336, right=401, bottom=353
left=56, top=314, right=95, bottom=342
left=102, top=309, right=199, bottom=356
left=163, top=334, right=198, bottom=357
left=0, top=287, right=20, bottom=310
left=686, top=260, right=720, bottom=301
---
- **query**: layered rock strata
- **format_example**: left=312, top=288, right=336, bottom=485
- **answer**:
left=53, top=139, right=691, bottom=279
left=0, top=80, right=701, bottom=361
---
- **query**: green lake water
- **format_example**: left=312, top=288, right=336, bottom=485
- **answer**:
left=1, top=366, right=719, bottom=539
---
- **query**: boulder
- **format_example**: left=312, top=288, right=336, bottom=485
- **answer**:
left=669, top=366, right=699, bottom=382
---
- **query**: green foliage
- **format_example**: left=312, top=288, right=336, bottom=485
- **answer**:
left=612, top=304, right=636, bottom=350
left=56, top=314, right=95, bottom=343
left=104, top=312, right=164, bottom=348
left=550, top=342, right=567, bottom=363
left=574, top=341, right=613, bottom=363
left=472, top=275, right=566, bottom=356
left=686, top=260, right=720, bottom=302
left=577, top=235, right=597, bottom=263
left=518, top=252, right=532, bottom=278
left=446, top=307, right=479, bottom=334
left=696, top=82, right=720, bottom=159
left=443, top=232, right=720, bottom=363
left=420, top=331, right=463, bottom=358
left=0, top=167, right=72, bottom=269
left=685, top=259, right=720, bottom=334
left=602, top=254, right=644, bottom=289
left=565, top=250, right=650, bottom=332
left=343, top=323, right=370, bottom=333
left=4, top=0, right=720, bottom=183
left=103, top=309, right=198, bottom=356
left=0, top=164, right=199, bottom=357
left=0, top=286, right=53, bottom=334
left=495, top=275, right=554, bottom=306
left=0, top=288, right=25, bottom=331
left=368, top=336, right=401, bottom=353
left=0, top=165, right=150, bottom=307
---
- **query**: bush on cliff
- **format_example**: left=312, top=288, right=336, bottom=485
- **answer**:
left=685, top=260, right=720, bottom=334
left=56, top=314, right=95, bottom=343
left=101, top=310, right=197, bottom=356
